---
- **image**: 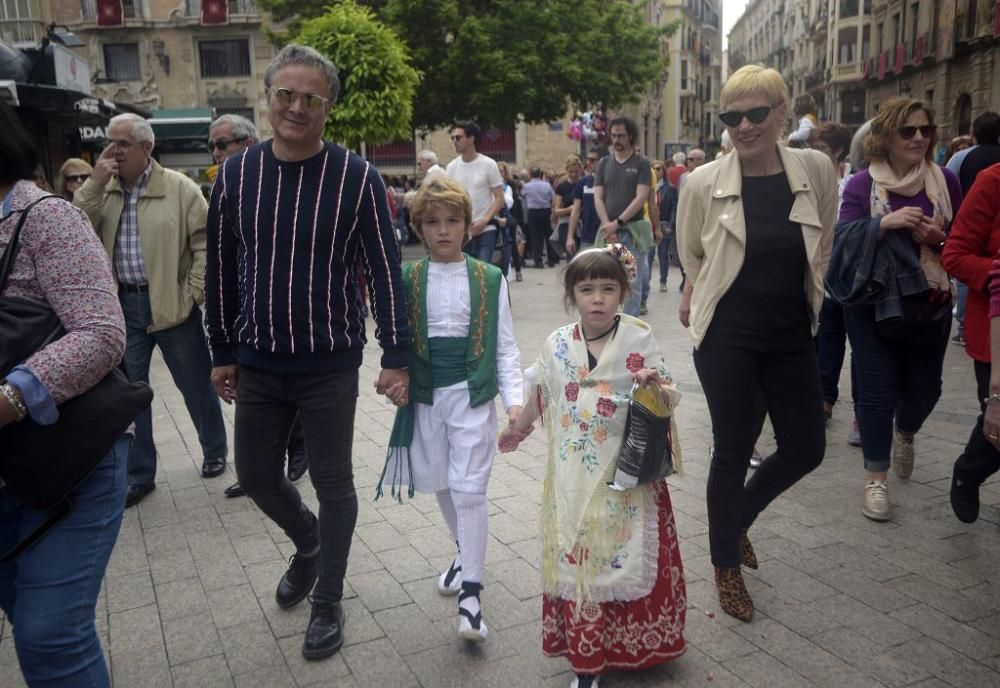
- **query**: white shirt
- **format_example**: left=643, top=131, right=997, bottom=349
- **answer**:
left=426, top=260, right=523, bottom=410
left=421, top=164, right=445, bottom=185
left=445, top=154, right=503, bottom=224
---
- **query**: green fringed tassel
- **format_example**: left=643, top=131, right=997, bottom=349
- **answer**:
left=375, top=402, right=416, bottom=502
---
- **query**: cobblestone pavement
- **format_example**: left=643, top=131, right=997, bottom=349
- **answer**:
left=3, top=247, right=999, bottom=688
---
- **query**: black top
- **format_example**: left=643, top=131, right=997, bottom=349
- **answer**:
left=959, top=144, right=1000, bottom=194
left=710, top=172, right=811, bottom=344
left=556, top=180, right=575, bottom=224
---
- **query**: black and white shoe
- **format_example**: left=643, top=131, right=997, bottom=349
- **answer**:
left=457, top=581, right=488, bottom=642
left=437, top=557, right=462, bottom=596
left=569, top=675, right=600, bottom=688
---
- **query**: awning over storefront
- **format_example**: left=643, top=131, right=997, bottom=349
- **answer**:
left=150, top=108, right=214, bottom=141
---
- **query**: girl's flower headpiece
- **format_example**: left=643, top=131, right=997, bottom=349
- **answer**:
left=570, top=243, right=637, bottom=282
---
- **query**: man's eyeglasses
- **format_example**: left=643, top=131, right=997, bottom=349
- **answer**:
left=64, top=174, right=90, bottom=183
left=208, top=138, right=247, bottom=152
left=270, top=87, right=331, bottom=111
left=898, top=125, right=936, bottom=140
left=718, top=105, right=777, bottom=127
left=107, top=139, right=141, bottom=151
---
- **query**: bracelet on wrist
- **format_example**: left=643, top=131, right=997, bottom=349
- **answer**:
left=983, top=393, right=1000, bottom=405
left=0, top=382, right=28, bottom=421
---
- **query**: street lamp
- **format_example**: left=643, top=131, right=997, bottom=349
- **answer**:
left=45, top=24, right=85, bottom=48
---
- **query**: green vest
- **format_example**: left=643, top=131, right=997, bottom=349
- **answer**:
left=404, top=255, right=502, bottom=408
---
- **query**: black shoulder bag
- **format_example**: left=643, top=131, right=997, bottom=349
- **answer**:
left=0, top=195, right=154, bottom=561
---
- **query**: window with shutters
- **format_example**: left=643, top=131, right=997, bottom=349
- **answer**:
left=199, top=39, right=251, bottom=78
left=103, top=43, right=141, bottom=81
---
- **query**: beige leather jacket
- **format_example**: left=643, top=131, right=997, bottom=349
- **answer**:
left=676, top=145, right=838, bottom=349
left=75, top=160, right=208, bottom=333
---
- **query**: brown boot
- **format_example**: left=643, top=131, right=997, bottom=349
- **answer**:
left=740, top=529, right=758, bottom=569
left=714, top=566, right=754, bottom=622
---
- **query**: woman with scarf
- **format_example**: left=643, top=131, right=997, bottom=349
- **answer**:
left=828, top=97, right=962, bottom=522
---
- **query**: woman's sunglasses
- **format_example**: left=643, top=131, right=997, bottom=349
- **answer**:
left=64, top=174, right=90, bottom=183
left=898, top=125, right=936, bottom=140
left=718, top=105, right=776, bottom=127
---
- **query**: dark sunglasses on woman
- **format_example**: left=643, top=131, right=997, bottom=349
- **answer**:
left=718, top=104, right=777, bottom=127
left=64, top=174, right=90, bottom=183
left=898, top=125, right=936, bottom=140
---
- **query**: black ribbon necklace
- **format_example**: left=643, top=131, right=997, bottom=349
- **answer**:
left=583, top=315, right=620, bottom=342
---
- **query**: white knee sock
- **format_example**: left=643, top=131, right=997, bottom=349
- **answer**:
left=451, top=490, right=488, bottom=584
left=436, top=489, right=460, bottom=546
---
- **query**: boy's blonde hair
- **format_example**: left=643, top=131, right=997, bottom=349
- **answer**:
left=720, top=64, right=790, bottom=111
left=409, top=176, right=473, bottom=241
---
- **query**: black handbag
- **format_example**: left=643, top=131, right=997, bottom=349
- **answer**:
left=609, top=381, right=675, bottom=490
left=0, top=195, right=153, bottom=560
left=875, top=290, right=952, bottom=345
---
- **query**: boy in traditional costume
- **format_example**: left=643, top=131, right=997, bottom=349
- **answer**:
left=378, top=176, right=523, bottom=642
left=499, top=246, right=686, bottom=688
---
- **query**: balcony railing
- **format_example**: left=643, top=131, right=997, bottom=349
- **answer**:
left=832, top=62, right=862, bottom=81
left=0, top=19, right=43, bottom=46
left=185, top=0, right=260, bottom=17
left=81, top=0, right=140, bottom=22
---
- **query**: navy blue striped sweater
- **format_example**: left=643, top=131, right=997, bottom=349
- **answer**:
left=205, top=140, right=409, bottom=373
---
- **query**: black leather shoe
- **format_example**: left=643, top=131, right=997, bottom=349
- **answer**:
left=276, top=551, right=320, bottom=609
left=287, top=451, right=309, bottom=482
left=202, top=456, right=226, bottom=478
left=950, top=473, right=980, bottom=523
left=125, top=483, right=155, bottom=508
left=302, top=600, right=345, bottom=660
left=224, top=482, right=246, bottom=498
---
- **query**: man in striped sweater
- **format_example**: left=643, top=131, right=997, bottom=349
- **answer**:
left=205, top=45, right=410, bottom=661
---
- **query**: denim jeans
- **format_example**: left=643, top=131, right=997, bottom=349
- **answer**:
left=463, top=228, right=497, bottom=263
left=816, top=296, right=857, bottom=407
left=642, top=248, right=655, bottom=302
left=954, top=361, right=1000, bottom=488
left=955, top=280, right=968, bottom=331
left=0, top=435, right=129, bottom=688
left=844, top=303, right=950, bottom=472
left=235, top=366, right=359, bottom=603
left=694, top=333, right=825, bottom=567
left=657, top=229, right=676, bottom=284
left=119, top=292, right=227, bottom=486
left=618, top=231, right=648, bottom=317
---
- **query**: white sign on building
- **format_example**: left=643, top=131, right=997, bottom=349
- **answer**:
left=53, top=44, right=92, bottom=96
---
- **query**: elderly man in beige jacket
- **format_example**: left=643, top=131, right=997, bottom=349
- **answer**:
left=75, top=113, right=228, bottom=507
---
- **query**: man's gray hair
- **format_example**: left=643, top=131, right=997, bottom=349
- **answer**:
left=417, top=149, right=438, bottom=164
left=671, top=151, right=686, bottom=165
left=211, top=114, right=258, bottom=142
left=111, top=113, right=155, bottom=147
left=264, top=44, right=340, bottom=103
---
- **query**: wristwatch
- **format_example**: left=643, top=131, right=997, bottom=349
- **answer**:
left=616, top=217, right=625, bottom=228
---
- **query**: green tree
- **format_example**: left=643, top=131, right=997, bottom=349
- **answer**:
left=263, top=0, right=670, bottom=131
left=285, top=1, right=420, bottom=147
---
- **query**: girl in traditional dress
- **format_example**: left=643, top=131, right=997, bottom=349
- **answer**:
left=378, top=176, right=523, bottom=642
left=499, top=245, right=686, bottom=688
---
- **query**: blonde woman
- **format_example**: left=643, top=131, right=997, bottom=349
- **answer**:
left=58, top=157, right=93, bottom=202
left=677, top=65, right=837, bottom=621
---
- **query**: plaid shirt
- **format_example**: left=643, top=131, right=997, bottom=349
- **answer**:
left=113, top=162, right=152, bottom=285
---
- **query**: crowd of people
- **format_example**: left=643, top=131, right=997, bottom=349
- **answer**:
left=1, top=44, right=996, bottom=688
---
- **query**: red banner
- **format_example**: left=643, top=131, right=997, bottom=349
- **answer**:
left=878, top=51, right=887, bottom=79
left=95, top=0, right=124, bottom=26
left=201, top=0, right=229, bottom=24
left=862, top=57, right=872, bottom=79
left=894, top=43, right=905, bottom=74
left=914, top=35, right=924, bottom=65
left=994, top=0, right=1000, bottom=36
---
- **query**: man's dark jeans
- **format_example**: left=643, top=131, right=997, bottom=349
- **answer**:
left=694, top=332, right=825, bottom=568
left=235, top=366, right=359, bottom=603
left=844, top=303, right=950, bottom=472
left=954, top=360, right=1000, bottom=488
left=816, top=296, right=857, bottom=407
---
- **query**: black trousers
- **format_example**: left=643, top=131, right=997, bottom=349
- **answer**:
left=694, top=333, right=826, bottom=568
left=954, top=360, right=1000, bottom=488
left=235, top=366, right=359, bottom=603
left=527, top=208, right=556, bottom=265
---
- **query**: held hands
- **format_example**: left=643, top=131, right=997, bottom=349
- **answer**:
left=912, top=217, right=946, bottom=245
left=498, top=404, right=531, bottom=452
left=376, top=368, right=410, bottom=407
left=632, top=368, right=663, bottom=387
left=600, top=220, right=619, bottom=242
left=91, top=143, right=120, bottom=187
left=878, top=207, right=924, bottom=235
left=469, top=218, right=488, bottom=238
left=211, top=364, right=239, bottom=404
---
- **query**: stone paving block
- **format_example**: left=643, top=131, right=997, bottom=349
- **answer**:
left=746, top=559, right=838, bottom=603
left=0, top=636, right=28, bottom=688
left=402, top=524, right=459, bottom=559
left=244, top=559, right=288, bottom=600
left=355, top=520, right=405, bottom=553
left=155, top=577, right=210, bottom=622
left=890, top=636, right=1000, bottom=687
left=721, top=649, right=817, bottom=688
left=345, top=538, right=383, bottom=577
left=487, top=557, right=544, bottom=601
left=402, top=575, right=462, bottom=622
left=149, top=546, right=198, bottom=586
left=171, top=485, right=214, bottom=511
left=741, top=586, right=842, bottom=639
left=500, top=619, right=570, bottom=678
left=810, top=541, right=909, bottom=582
left=813, top=567, right=920, bottom=613
left=808, top=593, right=921, bottom=647
left=171, top=655, right=235, bottom=688
left=135, top=490, right=181, bottom=529
left=206, top=583, right=266, bottom=629
left=180, top=505, right=225, bottom=535
left=376, top=502, right=433, bottom=531
left=646, top=645, right=747, bottom=687
left=373, top=603, right=451, bottom=655
left=233, top=533, right=284, bottom=566
left=341, top=637, right=419, bottom=687
left=877, top=546, right=982, bottom=592
left=405, top=633, right=522, bottom=688
left=812, top=626, right=931, bottom=687
left=890, top=603, right=1000, bottom=660
left=106, top=570, right=156, bottom=614
left=683, top=608, right=760, bottom=662
left=480, top=584, right=539, bottom=631
left=105, top=535, right=151, bottom=578
left=232, top=664, right=297, bottom=688
left=375, top=544, right=439, bottom=584
left=109, top=605, right=170, bottom=688
left=219, top=510, right=269, bottom=538
left=347, top=568, right=412, bottom=613
left=142, top=523, right=190, bottom=555
left=219, top=619, right=286, bottom=676
left=509, top=537, right=542, bottom=568
left=258, top=595, right=311, bottom=640
left=276, top=634, right=351, bottom=686
left=893, top=573, right=996, bottom=623
left=162, top=611, right=224, bottom=666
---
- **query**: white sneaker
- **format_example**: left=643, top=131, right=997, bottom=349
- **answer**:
left=457, top=583, right=488, bottom=642
left=569, top=676, right=600, bottom=688
left=892, top=427, right=915, bottom=479
left=437, top=558, right=462, bottom=595
left=862, top=480, right=891, bottom=521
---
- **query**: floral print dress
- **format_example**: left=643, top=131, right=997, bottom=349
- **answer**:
left=530, top=314, right=686, bottom=674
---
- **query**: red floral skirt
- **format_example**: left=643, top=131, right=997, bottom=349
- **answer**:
left=541, top=482, right=687, bottom=675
